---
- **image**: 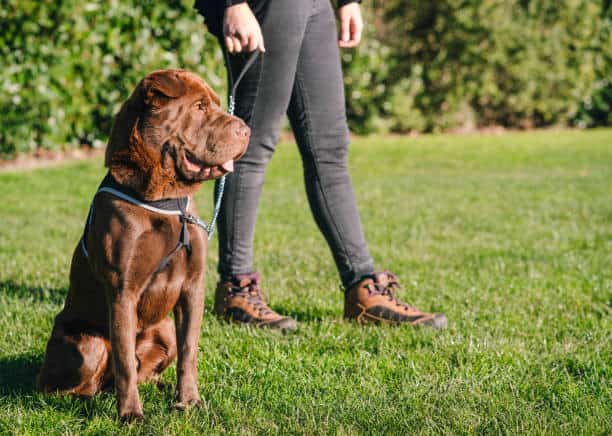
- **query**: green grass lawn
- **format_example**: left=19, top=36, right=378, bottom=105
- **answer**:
left=0, top=129, right=610, bottom=434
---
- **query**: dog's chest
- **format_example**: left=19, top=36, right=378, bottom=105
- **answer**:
left=137, top=230, right=206, bottom=327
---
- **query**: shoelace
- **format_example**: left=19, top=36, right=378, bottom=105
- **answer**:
left=367, top=271, right=417, bottom=311
left=230, top=280, right=273, bottom=316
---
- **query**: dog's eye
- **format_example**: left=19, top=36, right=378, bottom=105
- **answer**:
left=197, top=102, right=208, bottom=113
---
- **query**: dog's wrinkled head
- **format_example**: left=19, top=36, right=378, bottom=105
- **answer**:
left=105, top=69, right=249, bottom=200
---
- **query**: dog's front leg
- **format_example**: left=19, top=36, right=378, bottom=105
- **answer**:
left=109, top=294, right=143, bottom=421
left=173, top=282, right=204, bottom=410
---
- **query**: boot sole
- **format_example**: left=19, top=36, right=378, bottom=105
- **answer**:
left=345, top=306, right=448, bottom=330
left=219, top=314, right=298, bottom=333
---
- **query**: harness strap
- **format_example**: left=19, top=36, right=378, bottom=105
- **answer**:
left=97, top=187, right=187, bottom=216
left=154, top=209, right=192, bottom=274
left=80, top=174, right=197, bottom=274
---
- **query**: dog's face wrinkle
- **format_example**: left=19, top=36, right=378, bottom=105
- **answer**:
left=164, top=137, right=200, bottom=185
left=106, top=69, right=249, bottom=200
left=173, top=104, right=219, bottom=163
left=162, top=149, right=181, bottom=198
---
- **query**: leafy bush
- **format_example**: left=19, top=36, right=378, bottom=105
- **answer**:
left=1, top=0, right=610, bottom=155
left=345, top=0, right=611, bottom=133
left=0, top=0, right=223, bottom=156
left=573, top=81, right=612, bottom=127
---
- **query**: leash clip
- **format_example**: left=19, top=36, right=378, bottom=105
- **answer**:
left=181, top=212, right=214, bottom=237
left=180, top=213, right=199, bottom=225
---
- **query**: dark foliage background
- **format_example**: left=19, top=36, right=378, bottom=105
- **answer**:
left=343, top=0, right=611, bottom=133
left=1, top=0, right=610, bottom=155
left=0, top=0, right=224, bottom=155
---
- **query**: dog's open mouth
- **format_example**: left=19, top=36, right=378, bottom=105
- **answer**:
left=183, top=150, right=234, bottom=178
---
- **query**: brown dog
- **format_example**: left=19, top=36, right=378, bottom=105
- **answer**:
left=38, top=70, right=249, bottom=421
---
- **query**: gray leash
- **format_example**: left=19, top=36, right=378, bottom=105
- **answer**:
left=200, top=49, right=260, bottom=240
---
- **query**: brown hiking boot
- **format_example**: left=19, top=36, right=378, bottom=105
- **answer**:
left=344, top=271, right=448, bottom=329
left=214, top=272, right=297, bottom=332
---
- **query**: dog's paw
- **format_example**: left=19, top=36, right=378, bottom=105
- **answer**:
left=118, top=399, right=145, bottom=423
left=174, top=397, right=202, bottom=411
left=119, top=410, right=145, bottom=423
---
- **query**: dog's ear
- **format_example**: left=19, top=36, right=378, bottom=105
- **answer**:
left=104, top=85, right=160, bottom=192
left=204, top=83, right=221, bottom=106
left=104, top=83, right=144, bottom=169
left=143, top=71, right=187, bottom=107
left=105, top=70, right=187, bottom=168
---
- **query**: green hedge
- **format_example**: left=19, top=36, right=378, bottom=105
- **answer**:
left=344, top=0, right=611, bottom=133
left=1, top=0, right=610, bottom=155
left=0, top=0, right=223, bottom=156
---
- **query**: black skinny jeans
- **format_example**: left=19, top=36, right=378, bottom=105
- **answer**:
left=216, top=0, right=375, bottom=288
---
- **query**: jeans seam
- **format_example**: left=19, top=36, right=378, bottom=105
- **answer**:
left=293, top=68, right=358, bottom=277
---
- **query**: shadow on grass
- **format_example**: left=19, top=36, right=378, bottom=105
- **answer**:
left=0, top=351, right=41, bottom=396
left=0, top=351, right=174, bottom=422
left=0, top=280, right=67, bottom=305
left=0, top=351, right=118, bottom=420
left=0, top=280, right=64, bottom=398
left=0, top=280, right=63, bottom=396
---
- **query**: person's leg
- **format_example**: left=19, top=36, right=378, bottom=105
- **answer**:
left=216, top=1, right=312, bottom=278
left=283, top=1, right=447, bottom=329
left=286, top=0, right=375, bottom=289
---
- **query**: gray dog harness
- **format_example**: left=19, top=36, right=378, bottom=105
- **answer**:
left=80, top=173, right=211, bottom=274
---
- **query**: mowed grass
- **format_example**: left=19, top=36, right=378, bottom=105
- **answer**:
left=0, top=129, right=610, bottom=434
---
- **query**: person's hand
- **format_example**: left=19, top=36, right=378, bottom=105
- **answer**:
left=223, top=3, right=265, bottom=53
left=338, top=3, right=363, bottom=48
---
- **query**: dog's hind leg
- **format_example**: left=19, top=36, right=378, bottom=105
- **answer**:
left=135, top=316, right=177, bottom=384
left=38, top=321, right=112, bottom=397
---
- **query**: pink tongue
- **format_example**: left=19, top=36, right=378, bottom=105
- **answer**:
left=184, top=156, right=203, bottom=173
left=221, top=160, right=234, bottom=172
